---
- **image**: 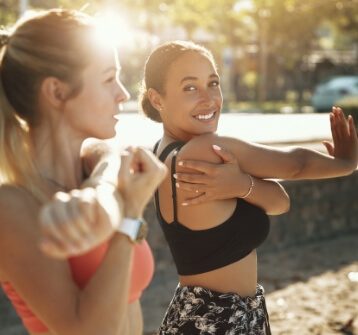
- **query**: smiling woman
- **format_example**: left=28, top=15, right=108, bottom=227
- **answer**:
left=139, top=40, right=357, bottom=335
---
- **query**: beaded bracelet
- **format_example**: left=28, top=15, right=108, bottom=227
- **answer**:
left=240, top=174, right=254, bottom=199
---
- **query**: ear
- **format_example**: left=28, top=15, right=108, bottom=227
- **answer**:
left=40, top=77, right=71, bottom=108
left=147, top=88, right=164, bottom=112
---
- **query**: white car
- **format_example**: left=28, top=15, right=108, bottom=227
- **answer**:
left=311, top=76, right=358, bottom=112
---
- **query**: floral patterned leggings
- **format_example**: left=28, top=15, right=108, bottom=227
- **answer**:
left=158, top=284, right=271, bottom=335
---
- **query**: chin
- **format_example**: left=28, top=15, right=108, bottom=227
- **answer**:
left=92, top=128, right=116, bottom=140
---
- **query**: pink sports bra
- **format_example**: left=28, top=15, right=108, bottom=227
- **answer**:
left=1, top=240, right=154, bottom=333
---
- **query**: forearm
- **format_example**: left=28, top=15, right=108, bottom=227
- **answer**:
left=79, top=234, right=134, bottom=334
left=72, top=234, right=134, bottom=335
left=291, top=147, right=356, bottom=180
left=238, top=176, right=290, bottom=215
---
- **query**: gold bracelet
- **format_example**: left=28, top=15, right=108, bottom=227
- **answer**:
left=240, top=174, right=254, bottom=199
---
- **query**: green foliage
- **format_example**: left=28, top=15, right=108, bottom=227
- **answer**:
left=0, top=0, right=18, bottom=26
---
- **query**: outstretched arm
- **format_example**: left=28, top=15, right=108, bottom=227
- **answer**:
left=176, top=107, right=357, bottom=197
left=229, top=107, right=357, bottom=179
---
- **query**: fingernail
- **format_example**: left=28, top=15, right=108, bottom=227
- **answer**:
left=182, top=202, right=188, bottom=206
left=176, top=182, right=179, bottom=188
left=173, top=174, right=177, bottom=179
left=178, top=161, right=183, bottom=166
left=212, top=144, right=221, bottom=150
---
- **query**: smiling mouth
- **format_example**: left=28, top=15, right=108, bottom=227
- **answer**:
left=194, top=112, right=216, bottom=121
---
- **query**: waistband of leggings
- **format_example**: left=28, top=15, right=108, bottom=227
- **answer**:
left=176, top=283, right=265, bottom=303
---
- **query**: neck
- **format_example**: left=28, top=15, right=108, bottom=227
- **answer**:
left=31, top=118, right=85, bottom=191
left=162, top=128, right=193, bottom=144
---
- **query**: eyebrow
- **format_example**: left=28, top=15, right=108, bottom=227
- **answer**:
left=180, top=73, right=219, bottom=84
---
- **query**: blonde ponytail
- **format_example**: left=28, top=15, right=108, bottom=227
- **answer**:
left=0, top=77, right=46, bottom=202
left=0, top=9, right=96, bottom=202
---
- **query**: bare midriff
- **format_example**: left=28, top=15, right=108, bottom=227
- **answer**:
left=179, top=250, right=258, bottom=298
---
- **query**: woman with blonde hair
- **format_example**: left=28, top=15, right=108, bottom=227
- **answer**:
left=0, top=9, right=166, bottom=335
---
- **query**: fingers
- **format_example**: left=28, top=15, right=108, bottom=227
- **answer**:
left=181, top=193, right=210, bottom=206
left=348, top=115, right=357, bottom=138
left=134, top=147, right=167, bottom=182
left=322, top=140, right=334, bottom=156
left=177, top=159, right=216, bottom=174
left=332, top=106, right=349, bottom=139
left=175, top=180, right=206, bottom=194
left=39, top=189, right=98, bottom=258
left=40, top=204, right=70, bottom=257
left=119, top=150, right=134, bottom=180
left=176, top=146, right=236, bottom=174
left=68, top=188, right=96, bottom=236
left=211, top=144, right=236, bottom=163
left=119, top=147, right=167, bottom=218
left=173, top=172, right=208, bottom=184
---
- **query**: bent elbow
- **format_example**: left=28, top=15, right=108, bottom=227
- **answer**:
left=266, top=192, right=290, bottom=216
left=266, top=203, right=290, bottom=216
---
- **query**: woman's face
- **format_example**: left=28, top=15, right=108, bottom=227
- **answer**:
left=159, top=51, right=223, bottom=141
left=63, top=46, right=130, bottom=139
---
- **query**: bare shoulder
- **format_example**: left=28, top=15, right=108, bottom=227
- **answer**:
left=177, top=133, right=223, bottom=164
left=0, top=185, right=42, bottom=279
left=0, top=184, right=39, bottom=211
left=0, top=185, right=40, bottom=237
left=177, top=133, right=248, bottom=163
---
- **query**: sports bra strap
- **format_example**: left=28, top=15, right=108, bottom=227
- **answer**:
left=153, top=140, right=185, bottom=223
left=153, top=140, right=160, bottom=155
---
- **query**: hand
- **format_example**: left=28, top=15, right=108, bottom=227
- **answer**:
left=174, top=144, right=248, bottom=206
left=322, top=107, right=358, bottom=171
left=39, top=186, right=120, bottom=258
left=118, top=147, right=167, bottom=217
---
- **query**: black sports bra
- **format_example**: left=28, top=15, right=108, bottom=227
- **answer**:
left=154, top=141, right=270, bottom=276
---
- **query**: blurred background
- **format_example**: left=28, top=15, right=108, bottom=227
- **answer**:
left=0, top=1, right=358, bottom=335
left=1, top=0, right=357, bottom=115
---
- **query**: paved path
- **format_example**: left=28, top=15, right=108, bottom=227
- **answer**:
left=142, top=234, right=358, bottom=334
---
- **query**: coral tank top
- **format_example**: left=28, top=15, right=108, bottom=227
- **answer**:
left=1, top=240, right=154, bottom=333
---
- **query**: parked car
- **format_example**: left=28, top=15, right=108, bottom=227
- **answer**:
left=311, top=76, right=358, bottom=112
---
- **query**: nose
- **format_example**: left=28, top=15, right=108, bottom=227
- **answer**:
left=115, top=80, right=131, bottom=103
left=200, top=89, right=215, bottom=107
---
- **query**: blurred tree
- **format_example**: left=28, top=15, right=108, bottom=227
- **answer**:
left=325, top=0, right=358, bottom=42
left=1, top=0, right=356, bottom=103
left=166, top=0, right=216, bottom=39
left=0, top=0, right=18, bottom=26
left=246, top=0, right=357, bottom=103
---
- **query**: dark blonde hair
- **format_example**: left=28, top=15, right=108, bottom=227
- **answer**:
left=139, top=40, right=217, bottom=123
left=0, top=9, right=96, bottom=201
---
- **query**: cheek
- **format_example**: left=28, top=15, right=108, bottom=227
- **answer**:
left=215, top=91, right=223, bottom=105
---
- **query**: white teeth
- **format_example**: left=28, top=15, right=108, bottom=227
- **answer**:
left=196, top=112, right=214, bottom=120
